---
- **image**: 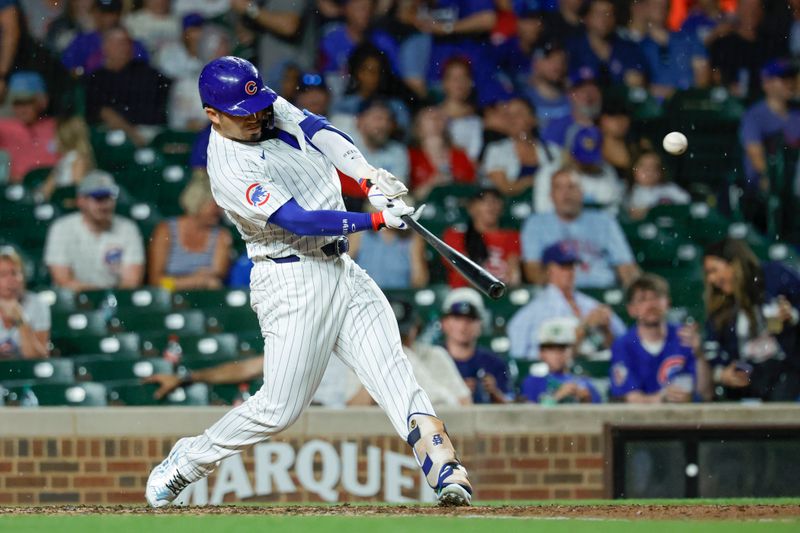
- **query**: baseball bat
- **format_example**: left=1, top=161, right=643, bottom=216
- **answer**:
left=401, top=215, right=507, bottom=300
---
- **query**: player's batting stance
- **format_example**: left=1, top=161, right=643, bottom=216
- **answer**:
left=145, top=57, right=473, bottom=507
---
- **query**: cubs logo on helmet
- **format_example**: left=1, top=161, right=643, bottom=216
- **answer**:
left=244, top=80, right=258, bottom=95
left=657, top=355, right=687, bottom=386
left=246, top=183, right=270, bottom=206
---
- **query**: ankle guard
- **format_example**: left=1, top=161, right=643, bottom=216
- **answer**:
left=406, top=413, right=472, bottom=494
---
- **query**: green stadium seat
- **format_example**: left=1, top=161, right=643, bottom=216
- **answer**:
left=50, top=185, right=78, bottom=212
left=90, top=128, right=137, bottom=171
left=51, top=310, right=109, bottom=337
left=203, top=307, right=260, bottom=334
left=21, top=167, right=53, bottom=190
left=151, top=129, right=196, bottom=166
left=107, top=381, right=209, bottom=406
left=108, top=309, right=206, bottom=335
left=572, top=359, right=611, bottom=379
left=53, top=332, right=141, bottom=357
left=210, top=381, right=263, bottom=406
left=38, top=287, right=77, bottom=313
left=179, top=333, right=240, bottom=358
left=74, top=356, right=172, bottom=382
left=0, top=359, right=74, bottom=383
left=237, top=332, right=264, bottom=356
left=18, top=202, right=60, bottom=249
left=172, top=289, right=251, bottom=310
left=5, top=382, right=108, bottom=406
left=76, top=288, right=172, bottom=312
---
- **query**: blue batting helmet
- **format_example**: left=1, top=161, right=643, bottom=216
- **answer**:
left=198, top=56, right=277, bottom=116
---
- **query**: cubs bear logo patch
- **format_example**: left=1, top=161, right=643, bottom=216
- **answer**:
left=246, top=183, right=270, bottom=206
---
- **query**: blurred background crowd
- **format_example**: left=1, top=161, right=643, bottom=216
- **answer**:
left=1, top=0, right=800, bottom=408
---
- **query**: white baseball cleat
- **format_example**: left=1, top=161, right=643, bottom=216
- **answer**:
left=145, top=438, right=192, bottom=508
left=436, top=462, right=473, bottom=507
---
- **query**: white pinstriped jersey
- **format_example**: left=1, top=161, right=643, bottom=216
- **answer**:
left=206, top=99, right=345, bottom=262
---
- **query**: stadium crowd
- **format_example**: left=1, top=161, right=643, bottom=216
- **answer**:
left=1, top=0, right=800, bottom=406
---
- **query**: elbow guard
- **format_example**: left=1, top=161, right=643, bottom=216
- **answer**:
left=299, top=110, right=354, bottom=144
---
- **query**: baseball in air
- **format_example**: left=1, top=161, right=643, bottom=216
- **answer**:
left=663, top=131, right=688, bottom=155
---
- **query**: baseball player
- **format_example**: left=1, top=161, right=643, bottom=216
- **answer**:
left=145, top=57, right=472, bottom=507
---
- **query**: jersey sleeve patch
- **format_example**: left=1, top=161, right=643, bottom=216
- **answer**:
left=245, top=183, right=271, bottom=206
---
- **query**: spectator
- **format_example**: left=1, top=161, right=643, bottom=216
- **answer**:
left=791, top=0, right=800, bottom=57
left=350, top=100, right=410, bottom=183
left=0, top=0, right=19, bottom=101
left=739, top=60, right=800, bottom=196
left=521, top=167, right=639, bottom=288
left=172, top=0, right=230, bottom=18
left=599, top=99, right=634, bottom=180
left=541, top=68, right=602, bottom=147
left=508, top=240, right=625, bottom=360
left=231, top=0, right=314, bottom=77
left=294, top=72, right=331, bottom=116
left=349, top=215, right=428, bottom=289
left=61, top=0, right=149, bottom=76
left=414, top=0, right=497, bottom=98
left=0, top=248, right=49, bottom=359
left=440, top=288, right=511, bottom=404
left=521, top=317, right=602, bottom=404
left=394, top=299, right=473, bottom=408
left=566, top=0, right=647, bottom=88
left=38, top=115, right=95, bottom=201
left=330, top=44, right=412, bottom=133
left=537, top=126, right=623, bottom=213
left=437, top=58, right=483, bottom=161
left=483, top=97, right=561, bottom=198
left=541, top=0, right=584, bottom=45
left=45, top=0, right=94, bottom=54
left=161, top=20, right=233, bottom=132
left=640, top=0, right=709, bottom=98
left=703, top=238, right=800, bottom=401
left=147, top=175, right=233, bottom=291
left=610, top=274, right=711, bottom=403
left=0, top=72, right=58, bottom=183
left=622, top=0, right=649, bottom=43
left=626, top=150, right=690, bottom=220
left=318, top=0, right=399, bottom=77
left=123, top=0, right=181, bottom=57
left=476, top=92, right=511, bottom=161
left=443, top=188, right=521, bottom=289
left=708, top=0, right=769, bottom=99
left=44, top=171, right=145, bottom=291
left=408, top=106, right=476, bottom=197
left=85, top=26, right=170, bottom=147
left=523, top=42, right=571, bottom=131
left=681, top=0, right=733, bottom=46
left=20, top=0, right=63, bottom=46
left=494, top=8, right=545, bottom=88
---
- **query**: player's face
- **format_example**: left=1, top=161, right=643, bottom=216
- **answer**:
left=0, top=259, right=24, bottom=300
left=703, top=256, right=735, bottom=295
left=540, top=345, right=572, bottom=372
left=207, top=107, right=272, bottom=142
left=627, top=289, right=668, bottom=327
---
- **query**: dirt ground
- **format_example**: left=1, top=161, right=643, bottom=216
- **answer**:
left=2, top=504, right=800, bottom=520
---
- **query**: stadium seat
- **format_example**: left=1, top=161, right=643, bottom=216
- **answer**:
left=179, top=333, right=240, bottom=359
left=53, top=332, right=141, bottom=357
left=108, top=309, right=206, bottom=335
left=73, top=356, right=172, bottom=382
left=151, top=129, right=196, bottom=166
left=90, top=128, right=137, bottom=171
left=51, top=310, right=109, bottom=338
left=237, top=332, right=265, bottom=356
left=210, top=381, right=263, bottom=406
left=76, top=288, right=173, bottom=313
left=0, top=359, right=74, bottom=384
left=172, top=289, right=250, bottom=310
left=203, top=307, right=260, bottom=334
left=21, top=167, right=53, bottom=190
left=107, top=381, right=209, bottom=406
left=4, top=382, right=108, bottom=406
left=572, top=359, right=611, bottom=379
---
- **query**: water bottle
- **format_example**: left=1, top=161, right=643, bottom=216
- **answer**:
left=163, top=335, right=183, bottom=366
left=232, top=382, right=251, bottom=406
left=475, top=368, right=490, bottom=404
left=99, top=290, right=118, bottom=324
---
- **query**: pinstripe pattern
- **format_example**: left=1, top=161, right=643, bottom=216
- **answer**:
left=168, top=124, right=436, bottom=485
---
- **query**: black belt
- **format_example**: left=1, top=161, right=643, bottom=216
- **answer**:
left=270, top=236, right=349, bottom=264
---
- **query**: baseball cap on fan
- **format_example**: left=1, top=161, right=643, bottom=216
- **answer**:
left=7, top=72, right=46, bottom=102
left=569, top=126, right=603, bottom=166
left=542, top=241, right=580, bottom=266
left=537, top=317, right=579, bottom=347
left=761, top=59, right=799, bottom=80
left=442, top=287, right=486, bottom=320
left=94, top=0, right=123, bottom=12
left=78, top=170, right=120, bottom=198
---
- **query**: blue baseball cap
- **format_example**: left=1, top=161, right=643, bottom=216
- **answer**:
left=182, top=13, right=205, bottom=31
left=761, top=59, right=799, bottom=80
left=8, top=71, right=46, bottom=100
left=570, top=126, right=603, bottom=165
left=542, top=241, right=580, bottom=266
left=569, top=66, right=599, bottom=87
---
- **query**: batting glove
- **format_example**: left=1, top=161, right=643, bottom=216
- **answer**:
left=368, top=168, right=408, bottom=199
left=365, top=183, right=410, bottom=211
left=372, top=204, right=425, bottom=231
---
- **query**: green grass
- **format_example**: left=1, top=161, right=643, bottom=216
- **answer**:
left=0, top=515, right=798, bottom=533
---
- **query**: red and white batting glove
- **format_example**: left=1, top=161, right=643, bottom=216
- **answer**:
left=371, top=204, right=425, bottom=231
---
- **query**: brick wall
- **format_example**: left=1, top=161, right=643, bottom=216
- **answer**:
left=0, top=433, right=604, bottom=504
